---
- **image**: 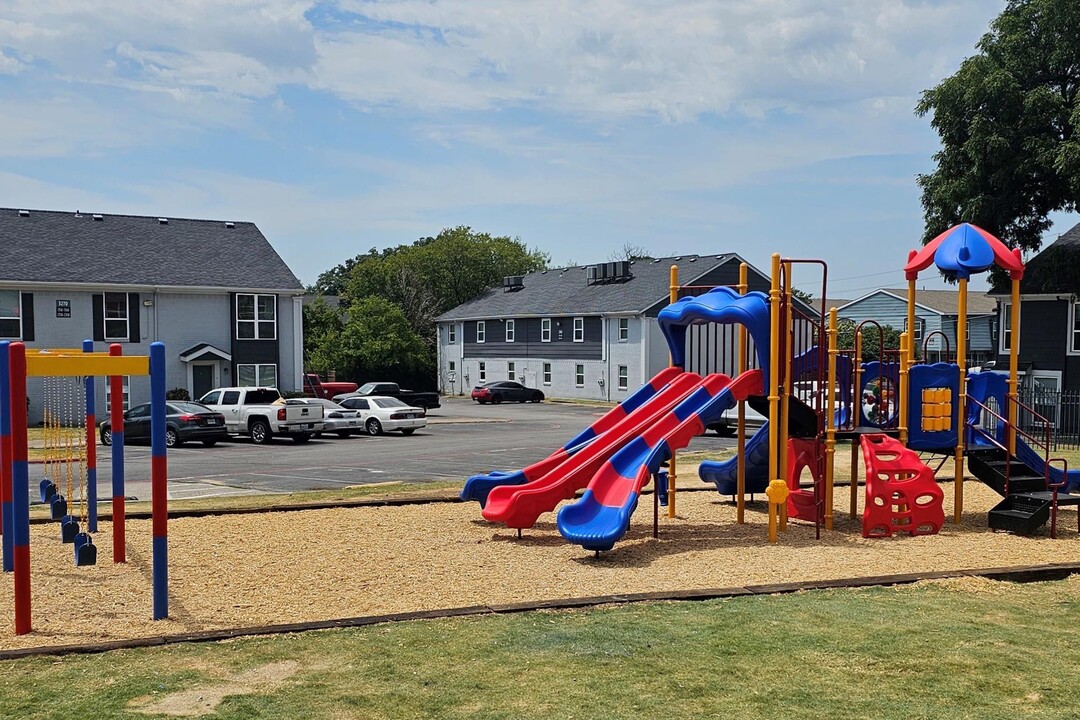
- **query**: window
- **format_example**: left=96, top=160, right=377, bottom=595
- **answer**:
left=104, top=292, right=129, bottom=340
left=0, top=290, right=21, bottom=338
left=507, top=361, right=516, bottom=380
left=505, top=319, right=515, bottom=343
left=199, top=390, right=221, bottom=405
left=575, top=364, right=585, bottom=387
left=448, top=324, right=456, bottom=344
left=618, top=317, right=629, bottom=342
left=221, top=390, right=241, bottom=405
left=236, top=294, right=277, bottom=340
left=476, top=321, right=486, bottom=343
left=573, top=317, right=584, bottom=343
left=237, top=363, right=278, bottom=388
left=541, top=318, right=551, bottom=342
left=1000, top=302, right=1014, bottom=352
left=342, top=398, right=369, bottom=410
left=105, top=376, right=130, bottom=412
left=479, top=361, right=486, bottom=382
left=449, top=361, right=456, bottom=374
left=1072, top=303, right=1080, bottom=354
left=905, top=317, right=924, bottom=344
left=543, top=363, right=552, bottom=385
left=618, top=365, right=628, bottom=390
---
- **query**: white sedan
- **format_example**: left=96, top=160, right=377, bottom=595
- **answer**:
left=285, top=398, right=363, bottom=438
left=336, top=395, right=427, bottom=436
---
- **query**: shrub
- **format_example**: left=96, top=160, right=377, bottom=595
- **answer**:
left=166, top=388, right=191, bottom=401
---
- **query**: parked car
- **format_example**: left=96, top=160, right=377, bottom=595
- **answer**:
left=470, top=381, right=545, bottom=404
left=99, top=401, right=228, bottom=448
left=285, top=398, right=362, bottom=438
left=332, top=382, right=441, bottom=410
left=336, top=395, right=427, bottom=435
left=302, top=373, right=359, bottom=400
left=197, top=387, right=324, bottom=444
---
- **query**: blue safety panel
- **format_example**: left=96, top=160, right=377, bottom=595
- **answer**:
left=699, top=421, right=771, bottom=495
left=658, top=287, right=771, bottom=385
left=907, top=363, right=960, bottom=451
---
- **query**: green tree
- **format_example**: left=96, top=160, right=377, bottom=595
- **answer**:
left=836, top=319, right=906, bottom=362
left=311, top=296, right=428, bottom=381
left=302, top=296, right=345, bottom=375
left=917, top=0, right=1080, bottom=284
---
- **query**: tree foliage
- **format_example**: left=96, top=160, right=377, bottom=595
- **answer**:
left=836, top=319, right=906, bottom=362
left=304, top=227, right=549, bottom=388
left=917, top=0, right=1080, bottom=283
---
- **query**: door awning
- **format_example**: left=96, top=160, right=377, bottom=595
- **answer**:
left=179, top=343, right=232, bottom=363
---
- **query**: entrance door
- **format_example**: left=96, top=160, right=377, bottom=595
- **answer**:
left=192, top=364, right=215, bottom=400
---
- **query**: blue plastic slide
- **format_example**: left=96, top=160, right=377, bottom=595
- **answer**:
left=698, top=421, right=771, bottom=496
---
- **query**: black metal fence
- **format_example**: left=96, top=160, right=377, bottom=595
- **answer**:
left=1017, top=387, right=1080, bottom=451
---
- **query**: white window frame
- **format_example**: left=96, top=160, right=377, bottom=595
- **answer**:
left=543, top=362, right=552, bottom=386
left=573, top=317, right=584, bottom=343
left=448, top=324, right=456, bottom=344
left=999, top=302, right=1015, bottom=354
left=575, top=364, right=585, bottom=388
left=104, top=292, right=130, bottom=341
left=237, top=363, right=278, bottom=388
left=507, top=361, right=516, bottom=381
left=478, top=361, right=486, bottom=382
left=476, top=321, right=486, bottom=343
left=541, top=318, right=551, bottom=343
left=105, top=376, right=130, bottom=412
left=0, top=290, right=22, bottom=339
left=617, top=365, right=628, bottom=390
left=505, top=319, right=515, bottom=343
left=236, top=293, right=277, bottom=341
left=1069, top=302, right=1080, bottom=356
left=618, top=317, right=629, bottom=342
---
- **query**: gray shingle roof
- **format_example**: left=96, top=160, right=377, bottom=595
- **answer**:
left=437, top=254, right=739, bottom=320
left=0, top=208, right=303, bottom=291
left=879, top=288, right=997, bottom=315
left=1017, top=221, right=1080, bottom=294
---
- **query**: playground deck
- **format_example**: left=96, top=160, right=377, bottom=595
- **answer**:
left=1, top=479, right=1077, bottom=652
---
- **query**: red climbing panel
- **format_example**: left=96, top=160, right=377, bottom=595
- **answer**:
left=860, top=433, right=944, bottom=538
left=785, top=437, right=823, bottom=522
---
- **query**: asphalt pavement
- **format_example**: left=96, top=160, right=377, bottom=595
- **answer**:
left=30, top=397, right=736, bottom=504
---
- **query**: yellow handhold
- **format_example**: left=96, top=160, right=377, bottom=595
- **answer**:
left=766, top=479, right=790, bottom=505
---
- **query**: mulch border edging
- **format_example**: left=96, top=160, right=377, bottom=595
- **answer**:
left=3, top=560, right=1079, bottom=661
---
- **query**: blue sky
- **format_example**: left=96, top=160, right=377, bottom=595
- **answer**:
left=1, top=1, right=1075, bottom=298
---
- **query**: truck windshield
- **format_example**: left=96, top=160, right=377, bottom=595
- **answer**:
left=356, top=383, right=380, bottom=394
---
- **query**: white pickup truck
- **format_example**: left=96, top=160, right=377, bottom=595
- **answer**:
left=197, top=387, right=324, bottom=444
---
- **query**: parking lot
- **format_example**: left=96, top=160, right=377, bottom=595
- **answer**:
left=74, top=397, right=736, bottom=502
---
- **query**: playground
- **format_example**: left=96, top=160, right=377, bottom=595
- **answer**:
left=2, top=222, right=1080, bottom=657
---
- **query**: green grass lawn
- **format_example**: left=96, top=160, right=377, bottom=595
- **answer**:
left=4, top=577, right=1079, bottom=719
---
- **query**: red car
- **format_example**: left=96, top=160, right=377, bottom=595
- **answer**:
left=471, top=381, right=545, bottom=404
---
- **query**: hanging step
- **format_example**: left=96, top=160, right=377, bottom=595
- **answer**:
left=967, top=452, right=1046, bottom=496
left=988, top=493, right=1052, bottom=535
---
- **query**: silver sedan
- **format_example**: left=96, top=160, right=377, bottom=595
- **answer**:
left=285, top=398, right=363, bottom=438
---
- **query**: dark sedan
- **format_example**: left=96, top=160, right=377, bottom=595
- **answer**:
left=470, top=381, right=544, bottom=404
left=100, top=401, right=228, bottom=448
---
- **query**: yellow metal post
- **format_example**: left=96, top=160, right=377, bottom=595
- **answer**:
left=668, top=265, right=679, bottom=518
left=825, top=308, right=837, bottom=530
left=954, top=278, right=968, bottom=523
left=768, top=254, right=781, bottom=542
left=737, top=263, right=749, bottom=524
left=1008, top=277, right=1020, bottom=456
left=898, top=331, right=909, bottom=446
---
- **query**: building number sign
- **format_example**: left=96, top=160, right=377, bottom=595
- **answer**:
left=56, top=299, right=71, bottom=318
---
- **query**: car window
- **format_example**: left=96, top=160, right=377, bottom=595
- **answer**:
left=373, top=397, right=408, bottom=409
left=246, top=389, right=281, bottom=404
left=127, top=404, right=151, bottom=418
left=200, top=391, right=221, bottom=405
left=342, top=398, right=369, bottom=410
left=221, top=391, right=241, bottom=406
left=356, top=383, right=378, bottom=395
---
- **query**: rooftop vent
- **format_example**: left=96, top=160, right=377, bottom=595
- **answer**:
left=224, top=221, right=235, bottom=228
left=688, top=256, right=696, bottom=262
left=158, top=218, right=169, bottom=225
left=18, top=210, right=29, bottom=217
left=587, top=261, right=633, bottom=285
left=92, top=214, right=103, bottom=221
left=502, top=275, right=525, bottom=292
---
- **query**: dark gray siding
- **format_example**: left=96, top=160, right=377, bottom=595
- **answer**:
left=994, top=298, right=1080, bottom=391
left=463, top=317, right=603, bottom=360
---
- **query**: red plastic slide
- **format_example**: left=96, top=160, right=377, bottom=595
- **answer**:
left=482, top=372, right=705, bottom=528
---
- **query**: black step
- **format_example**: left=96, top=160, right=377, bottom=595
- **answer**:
left=967, top=453, right=1047, bottom=496
left=988, top=494, right=1052, bottom=535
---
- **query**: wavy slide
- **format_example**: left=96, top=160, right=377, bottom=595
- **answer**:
left=698, top=421, right=771, bottom=496
left=558, top=369, right=764, bottom=552
left=460, top=366, right=685, bottom=507
left=482, top=372, right=707, bottom=528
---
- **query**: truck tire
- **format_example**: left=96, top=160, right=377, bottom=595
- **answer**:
left=414, top=400, right=428, bottom=410
left=250, top=418, right=272, bottom=445
left=292, top=433, right=311, bottom=444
